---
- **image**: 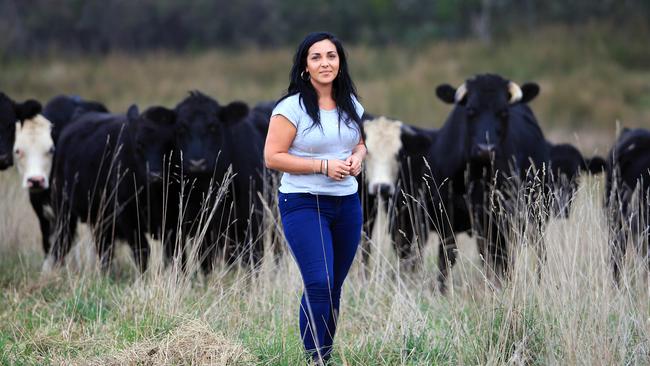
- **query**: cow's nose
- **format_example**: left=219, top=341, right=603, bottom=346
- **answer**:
left=473, top=143, right=495, bottom=160
left=0, top=154, right=10, bottom=169
left=27, top=176, right=46, bottom=190
left=377, top=184, right=394, bottom=198
left=188, top=159, right=207, bottom=172
left=477, top=143, right=495, bottom=153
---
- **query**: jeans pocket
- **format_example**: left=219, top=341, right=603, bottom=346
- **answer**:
left=278, top=192, right=313, bottom=216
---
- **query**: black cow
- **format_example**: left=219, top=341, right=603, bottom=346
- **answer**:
left=174, top=91, right=265, bottom=273
left=49, top=105, right=176, bottom=272
left=358, top=116, right=435, bottom=267
left=432, top=74, right=551, bottom=293
left=605, top=127, right=650, bottom=284
left=43, top=94, right=109, bottom=144
left=547, top=142, right=606, bottom=218
left=250, top=101, right=275, bottom=140
left=0, top=93, right=42, bottom=170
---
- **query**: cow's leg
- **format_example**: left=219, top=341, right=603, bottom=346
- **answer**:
left=611, top=230, right=627, bottom=286
left=29, top=191, right=52, bottom=254
left=394, top=205, right=418, bottom=271
left=437, top=234, right=458, bottom=295
left=50, top=213, right=78, bottom=268
left=163, top=229, right=187, bottom=272
left=533, top=216, right=547, bottom=281
left=199, top=232, right=218, bottom=276
left=491, top=227, right=510, bottom=285
left=360, top=192, right=377, bottom=267
left=93, top=223, right=117, bottom=273
left=127, top=229, right=150, bottom=274
left=392, top=214, right=410, bottom=262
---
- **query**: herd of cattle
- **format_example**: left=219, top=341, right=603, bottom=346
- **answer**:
left=0, top=73, right=648, bottom=292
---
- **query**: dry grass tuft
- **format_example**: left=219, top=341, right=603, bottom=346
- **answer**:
left=75, top=320, right=256, bottom=366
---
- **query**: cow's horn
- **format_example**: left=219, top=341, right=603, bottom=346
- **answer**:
left=454, top=83, right=467, bottom=103
left=508, top=81, right=522, bottom=103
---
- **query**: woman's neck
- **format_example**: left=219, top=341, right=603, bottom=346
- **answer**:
left=311, top=80, right=335, bottom=109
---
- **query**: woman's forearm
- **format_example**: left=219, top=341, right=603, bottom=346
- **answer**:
left=265, top=152, right=327, bottom=175
left=352, top=143, right=367, bottom=160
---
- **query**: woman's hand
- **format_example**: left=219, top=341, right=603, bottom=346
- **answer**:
left=326, top=159, right=353, bottom=181
left=345, top=153, right=363, bottom=177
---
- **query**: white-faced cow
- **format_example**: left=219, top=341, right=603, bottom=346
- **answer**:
left=11, top=95, right=109, bottom=256
left=0, top=93, right=42, bottom=170
left=359, top=116, right=434, bottom=265
left=432, top=74, right=551, bottom=293
left=605, top=127, right=650, bottom=284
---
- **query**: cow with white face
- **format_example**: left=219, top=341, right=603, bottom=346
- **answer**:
left=360, top=116, right=435, bottom=266
left=14, top=115, right=55, bottom=191
left=7, top=101, right=59, bottom=254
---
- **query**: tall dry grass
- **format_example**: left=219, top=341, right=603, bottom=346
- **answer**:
left=1, top=162, right=649, bottom=365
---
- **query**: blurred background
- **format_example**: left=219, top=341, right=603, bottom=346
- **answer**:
left=1, top=0, right=649, bottom=153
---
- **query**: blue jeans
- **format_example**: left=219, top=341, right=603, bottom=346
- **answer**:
left=278, top=192, right=362, bottom=361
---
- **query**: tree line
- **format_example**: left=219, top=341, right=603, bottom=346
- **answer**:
left=0, top=0, right=648, bottom=56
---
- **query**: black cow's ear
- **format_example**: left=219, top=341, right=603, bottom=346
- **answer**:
left=401, top=125, right=433, bottom=155
left=126, top=104, right=139, bottom=122
left=83, top=101, right=109, bottom=113
left=145, top=106, right=176, bottom=125
left=220, top=101, right=249, bottom=123
left=436, top=84, right=456, bottom=104
left=14, top=99, right=42, bottom=121
left=584, top=156, right=606, bottom=174
left=520, top=83, right=540, bottom=104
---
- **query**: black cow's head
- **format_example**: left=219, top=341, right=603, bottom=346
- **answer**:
left=127, top=105, right=177, bottom=183
left=174, top=91, right=249, bottom=175
left=0, top=93, right=42, bottom=170
left=436, top=74, right=539, bottom=165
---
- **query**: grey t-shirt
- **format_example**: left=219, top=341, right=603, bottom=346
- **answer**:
left=272, top=93, right=364, bottom=196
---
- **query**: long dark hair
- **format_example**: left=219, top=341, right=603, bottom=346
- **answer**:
left=277, top=32, right=363, bottom=136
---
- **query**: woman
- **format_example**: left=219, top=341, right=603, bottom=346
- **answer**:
left=264, top=32, right=366, bottom=363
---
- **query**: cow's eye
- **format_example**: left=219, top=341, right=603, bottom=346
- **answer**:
left=47, top=146, right=55, bottom=155
left=14, top=148, right=22, bottom=156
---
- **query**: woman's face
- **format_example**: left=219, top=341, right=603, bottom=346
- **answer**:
left=305, top=39, right=340, bottom=86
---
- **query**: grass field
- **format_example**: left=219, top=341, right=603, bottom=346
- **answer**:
left=1, top=167, right=649, bottom=365
left=1, top=24, right=650, bottom=365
